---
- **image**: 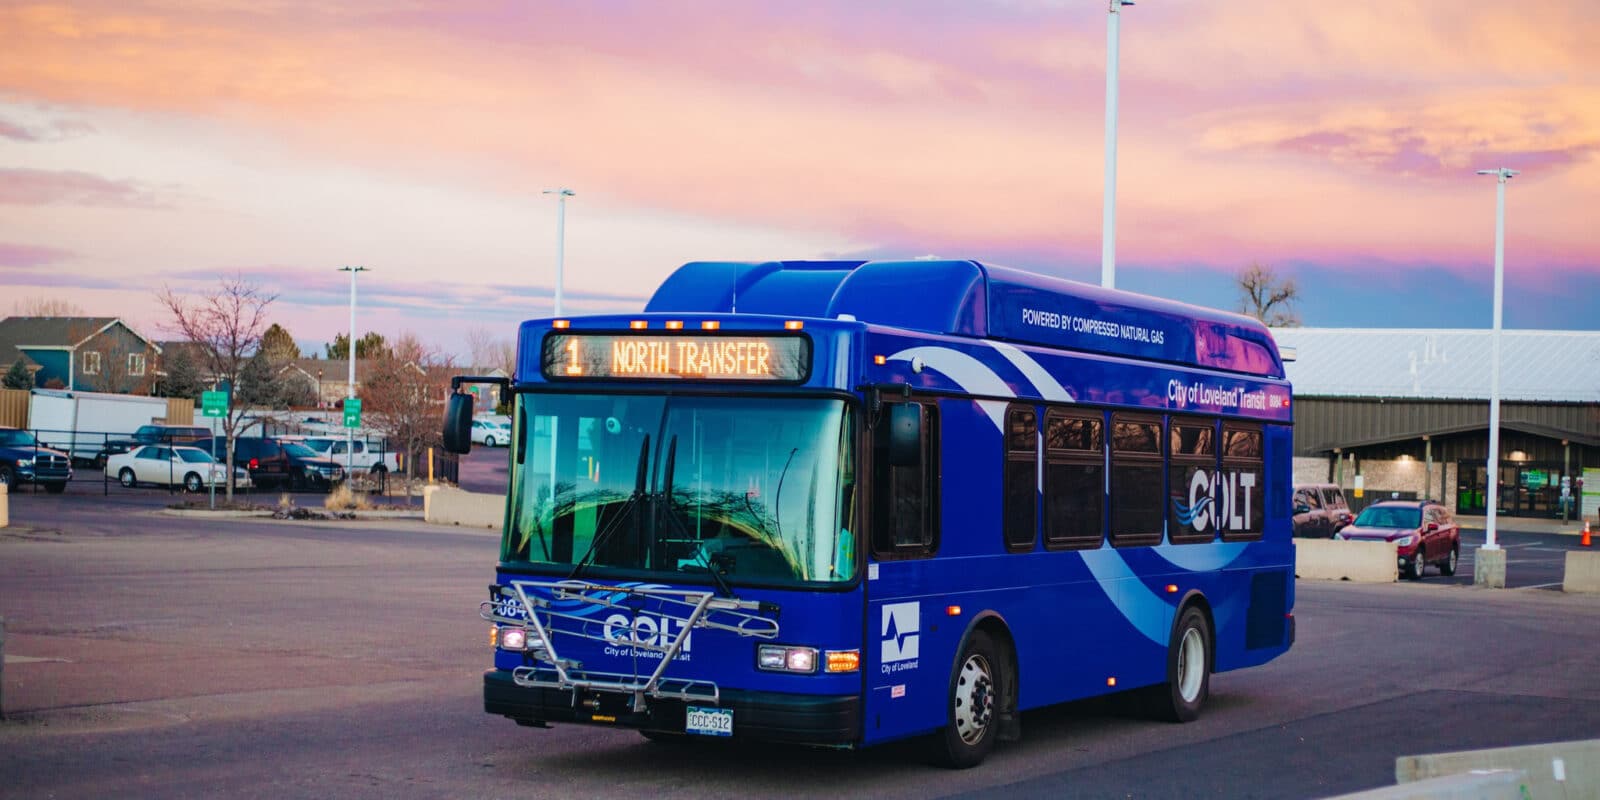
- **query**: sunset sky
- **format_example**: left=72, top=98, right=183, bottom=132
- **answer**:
left=2, top=1, right=1597, bottom=360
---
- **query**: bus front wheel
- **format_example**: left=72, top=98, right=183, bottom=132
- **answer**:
left=929, top=629, right=1007, bottom=769
left=1150, top=605, right=1212, bottom=723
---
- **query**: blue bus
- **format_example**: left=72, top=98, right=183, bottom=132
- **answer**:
left=447, top=259, right=1294, bottom=768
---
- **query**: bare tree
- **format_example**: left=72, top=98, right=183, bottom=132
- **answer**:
left=1235, top=263, right=1301, bottom=327
left=11, top=296, right=84, bottom=317
left=157, top=278, right=278, bottom=500
left=362, top=333, right=453, bottom=502
left=465, top=326, right=516, bottom=410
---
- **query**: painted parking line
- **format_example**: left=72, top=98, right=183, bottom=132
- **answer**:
left=1521, top=582, right=1565, bottom=590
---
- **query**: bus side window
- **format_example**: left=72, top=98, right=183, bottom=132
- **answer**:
left=1043, top=409, right=1104, bottom=550
left=872, top=401, right=939, bottom=558
left=1220, top=424, right=1264, bottom=541
left=1110, top=413, right=1164, bottom=547
left=1003, top=404, right=1038, bottom=552
left=1168, top=417, right=1218, bottom=544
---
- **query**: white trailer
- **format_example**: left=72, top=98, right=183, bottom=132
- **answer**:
left=27, top=389, right=170, bottom=465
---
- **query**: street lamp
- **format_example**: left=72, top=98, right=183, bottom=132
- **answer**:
left=543, top=188, right=575, bottom=315
left=337, top=265, right=369, bottom=476
left=1475, top=167, right=1516, bottom=563
left=1101, top=0, right=1134, bottom=290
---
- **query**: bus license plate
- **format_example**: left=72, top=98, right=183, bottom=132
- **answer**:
left=685, top=706, right=733, bottom=737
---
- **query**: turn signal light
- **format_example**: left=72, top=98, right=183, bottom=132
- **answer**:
left=1166, top=584, right=1179, bottom=594
left=826, top=650, right=861, bottom=673
left=873, top=355, right=887, bottom=365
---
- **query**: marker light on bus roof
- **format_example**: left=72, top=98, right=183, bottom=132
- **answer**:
left=629, top=320, right=648, bottom=330
left=784, top=320, right=804, bottom=330
left=665, top=320, right=684, bottom=330
left=700, top=320, right=720, bottom=330
left=552, top=320, right=570, bottom=329
left=873, top=355, right=887, bottom=365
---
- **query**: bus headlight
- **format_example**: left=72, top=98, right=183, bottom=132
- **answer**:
left=758, top=644, right=818, bottom=674
left=499, top=627, right=528, bottom=651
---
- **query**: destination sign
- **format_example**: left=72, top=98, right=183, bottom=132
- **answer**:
left=542, top=333, right=810, bottom=382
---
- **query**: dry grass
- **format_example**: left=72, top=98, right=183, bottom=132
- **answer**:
left=324, top=482, right=374, bottom=511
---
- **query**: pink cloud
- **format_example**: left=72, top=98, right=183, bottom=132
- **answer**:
left=0, top=168, right=172, bottom=208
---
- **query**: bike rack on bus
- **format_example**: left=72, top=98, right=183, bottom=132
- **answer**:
left=479, top=579, right=781, bottom=711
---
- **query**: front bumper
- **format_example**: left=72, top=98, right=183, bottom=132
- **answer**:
left=482, top=669, right=860, bottom=745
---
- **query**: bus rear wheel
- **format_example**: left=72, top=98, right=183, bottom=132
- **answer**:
left=929, top=629, right=1006, bottom=769
left=1150, top=605, right=1212, bottom=723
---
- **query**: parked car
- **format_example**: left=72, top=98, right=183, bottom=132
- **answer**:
left=0, top=426, right=73, bottom=493
left=280, top=441, right=346, bottom=492
left=299, top=436, right=399, bottom=477
left=203, top=436, right=292, bottom=489
left=106, top=445, right=251, bottom=492
left=472, top=418, right=511, bottom=447
left=1291, top=483, right=1354, bottom=538
left=97, top=424, right=214, bottom=467
left=1335, top=500, right=1461, bottom=580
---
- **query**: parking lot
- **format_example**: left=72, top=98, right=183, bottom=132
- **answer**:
left=2, top=497, right=1597, bottom=799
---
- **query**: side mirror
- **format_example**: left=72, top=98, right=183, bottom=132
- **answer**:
left=1425, top=522, right=1439, bottom=532
left=887, top=403, right=922, bottom=467
left=443, top=393, right=474, bottom=454
left=1293, top=504, right=1310, bottom=515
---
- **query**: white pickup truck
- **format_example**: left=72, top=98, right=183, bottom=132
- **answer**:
left=299, top=436, right=401, bottom=477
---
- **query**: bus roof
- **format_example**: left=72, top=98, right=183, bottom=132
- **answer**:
left=645, top=260, right=1285, bottom=379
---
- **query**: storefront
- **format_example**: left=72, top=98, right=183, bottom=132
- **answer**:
left=1456, top=461, right=1581, bottom=519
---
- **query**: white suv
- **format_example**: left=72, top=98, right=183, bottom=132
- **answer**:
left=301, top=436, right=400, bottom=476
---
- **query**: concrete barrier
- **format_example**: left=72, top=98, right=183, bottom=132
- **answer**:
left=422, top=486, right=505, bottom=530
left=1563, top=551, right=1600, bottom=593
left=1294, top=539, right=1398, bottom=583
left=1396, top=739, right=1598, bottom=799
left=1326, top=769, right=1527, bottom=799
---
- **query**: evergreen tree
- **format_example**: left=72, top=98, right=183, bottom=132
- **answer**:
left=261, top=323, right=301, bottom=362
left=3, top=358, right=33, bottom=389
left=158, top=346, right=205, bottom=400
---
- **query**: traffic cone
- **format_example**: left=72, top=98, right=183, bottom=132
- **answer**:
left=1583, top=520, right=1592, bottom=547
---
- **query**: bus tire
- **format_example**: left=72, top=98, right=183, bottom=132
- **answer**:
left=929, top=629, right=1004, bottom=769
left=1152, top=605, right=1211, bottom=723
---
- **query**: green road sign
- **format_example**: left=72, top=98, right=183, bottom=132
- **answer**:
left=343, top=398, right=363, bottom=428
left=201, top=390, right=227, bottom=418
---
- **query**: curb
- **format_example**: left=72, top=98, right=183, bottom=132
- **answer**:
left=156, top=508, right=425, bottom=520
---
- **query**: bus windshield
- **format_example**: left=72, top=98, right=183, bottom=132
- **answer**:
left=506, top=393, right=856, bottom=587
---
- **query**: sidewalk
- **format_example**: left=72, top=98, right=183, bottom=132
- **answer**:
left=1453, top=514, right=1594, bottom=537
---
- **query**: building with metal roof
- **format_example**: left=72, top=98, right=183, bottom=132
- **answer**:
left=1275, top=328, right=1599, bottom=521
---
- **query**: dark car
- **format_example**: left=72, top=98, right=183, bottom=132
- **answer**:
left=203, top=436, right=292, bottom=489
left=0, top=427, right=74, bottom=493
left=98, top=425, right=214, bottom=467
left=1291, top=483, right=1354, bottom=538
left=1335, top=500, right=1461, bottom=580
left=280, top=441, right=345, bottom=492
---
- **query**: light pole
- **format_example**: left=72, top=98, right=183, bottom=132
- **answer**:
left=1101, top=0, right=1133, bottom=290
left=1475, top=167, right=1516, bottom=568
left=543, top=188, right=575, bottom=315
left=338, top=265, right=368, bottom=478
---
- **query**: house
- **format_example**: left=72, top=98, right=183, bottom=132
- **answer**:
left=0, top=316, right=162, bottom=394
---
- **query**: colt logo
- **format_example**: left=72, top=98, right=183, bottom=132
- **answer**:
left=1174, top=469, right=1258, bottom=532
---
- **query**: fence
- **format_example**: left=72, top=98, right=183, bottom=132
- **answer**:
left=0, top=389, right=27, bottom=429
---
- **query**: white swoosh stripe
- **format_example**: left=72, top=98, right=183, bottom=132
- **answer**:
left=990, top=341, right=1074, bottom=402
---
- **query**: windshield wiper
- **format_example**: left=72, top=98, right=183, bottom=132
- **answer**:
left=657, top=434, right=734, bottom=598
left=566, top=435, right=650, bottom=582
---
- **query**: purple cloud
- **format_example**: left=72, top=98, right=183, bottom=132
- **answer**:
left=0, top=168, right=171, bottom=208
left=0, top=242, right=74, bottom=268
left=0, top=119, right=38, bottom=141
